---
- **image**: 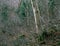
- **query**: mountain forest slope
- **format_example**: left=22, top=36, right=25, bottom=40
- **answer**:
left=0, top=0, right=60, bottom=46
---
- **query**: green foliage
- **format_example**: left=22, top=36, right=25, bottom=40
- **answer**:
left=37, top=33, right=45, bottom=42
left=48, top=0, right=55, bottom=9
left=1, top=6, right=8, bottom=19
left=57, top=41, right=60, bottom=45
left=2, top=29, right=6, bottom=34
left=19, top=35, right=25, bottom=39
left=48, top=0, right=55, bottom=18
left=16, top=1, right=27, bottom=19
left=37, top=31, right=47, bottom=41
left=38, top=35, right=44, bottom=41
left=37, top=30, right=54, bottom=42
left=0, top=43, right=7, bottom=46
left=13, top=34, right=29, bottom=46
left=1, top=5, right=8, bottom=21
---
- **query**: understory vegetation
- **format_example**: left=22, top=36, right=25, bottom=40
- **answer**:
left=0, top=0, right=60, bottom=46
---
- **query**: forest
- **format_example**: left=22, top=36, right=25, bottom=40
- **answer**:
left=0, top=0, right=60, bottom=46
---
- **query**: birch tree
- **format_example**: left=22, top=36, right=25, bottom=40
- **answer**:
left=31, top=0, right=39, bottom=34
left=31, top=0, right=42, bottom=34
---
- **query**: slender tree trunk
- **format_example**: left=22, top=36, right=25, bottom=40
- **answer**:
left=31, top=0, right=39, bottom=33
left=35, top=0, right=42, bottom=34
left=26, top=6, right=29, bottom=26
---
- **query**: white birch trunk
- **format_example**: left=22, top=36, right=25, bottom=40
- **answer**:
left=31, top=0, right=39, bottom=33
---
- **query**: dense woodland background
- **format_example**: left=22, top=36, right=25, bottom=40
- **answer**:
left=0, top=0, right=60, bottom=46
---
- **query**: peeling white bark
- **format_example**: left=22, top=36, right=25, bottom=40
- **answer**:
left=31, top=0, right=39, bottom=33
